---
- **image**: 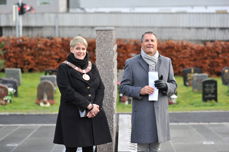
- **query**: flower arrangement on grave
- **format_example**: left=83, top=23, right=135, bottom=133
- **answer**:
left=38, top=93, right=51, bottom=107
left=2, top=88, right=15, bottom=105
left=168, top=94, right=178, bottom=105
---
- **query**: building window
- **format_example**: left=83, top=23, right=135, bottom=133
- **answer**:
left=0, top=0, right=7, bottom=5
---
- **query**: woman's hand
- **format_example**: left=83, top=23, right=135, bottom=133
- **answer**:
left=87, top=104, right=100, bottom=118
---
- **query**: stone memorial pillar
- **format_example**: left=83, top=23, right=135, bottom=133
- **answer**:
left=95, top=27, right=117, bottom=152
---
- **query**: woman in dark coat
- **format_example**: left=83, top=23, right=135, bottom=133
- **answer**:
left=53, top=36, right=112, bottom=152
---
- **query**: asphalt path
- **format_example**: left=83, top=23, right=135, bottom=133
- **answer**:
left=0, top=111, right=229, bottom=124
left=1, top=111, right=229, bottom=152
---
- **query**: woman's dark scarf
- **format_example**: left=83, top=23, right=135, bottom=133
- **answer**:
left=67, top=53, right=89, bottom=69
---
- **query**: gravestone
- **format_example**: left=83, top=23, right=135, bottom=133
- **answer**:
left=221, top=67, right=229, bottom=85
left=5, top=68, right=22, bottom=86
left=0, top=78, right=18, bottom=96
left=0, top=84, right=8, bottom=105
left=36, top=80, right=55, bottom=105
left=96, top=27, right=117, bottom=152
left=182, top=67, right=202, bottom=86
left=40, top=75, right=57, bottom=87
left=192, top=73, right=208, bottom=92
left=202, top=79, right=217, bottom=102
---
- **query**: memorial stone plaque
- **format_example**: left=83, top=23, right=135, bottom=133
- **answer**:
left=182, top=67, right=202, bottom=86
left=36, top=80, right=55, bottom=105
left=202, top=79, right=217, bottom=102
left=5, top=68, right=22, bottom=86
left=221, top=67, right=229, bottom=85
left=0, top=78, right=18, bottom=96
left=192, top=73, right=208, bottom=92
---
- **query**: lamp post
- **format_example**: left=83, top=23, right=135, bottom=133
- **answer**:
left=18, top=0, right=23, bottom=37
left=14, top=0, right=23, bottom=37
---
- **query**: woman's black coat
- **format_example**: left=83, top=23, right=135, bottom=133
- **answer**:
left=53, top=61, right=112, bottom=147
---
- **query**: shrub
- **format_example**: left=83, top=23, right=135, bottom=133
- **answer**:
left=0, top=37, right=228, bottom=76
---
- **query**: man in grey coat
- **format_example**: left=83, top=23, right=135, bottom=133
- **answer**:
left=120, top=31, right=177, bottom=152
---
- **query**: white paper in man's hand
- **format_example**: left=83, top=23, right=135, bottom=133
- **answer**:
left=148, top=71, right=159, bottom=101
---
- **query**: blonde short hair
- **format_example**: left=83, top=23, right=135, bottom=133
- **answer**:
left=70, top=36, right=88, bottom=48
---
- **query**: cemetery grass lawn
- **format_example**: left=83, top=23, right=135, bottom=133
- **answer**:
left=0, top=72, right=61, bottom=113
left=117, top=76, right=229, bottom=113
left=0, top=72, right=228, bottom=113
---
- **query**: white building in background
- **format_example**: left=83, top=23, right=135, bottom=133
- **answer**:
left=0, top=0, right=229, bottom=40
left=69, top=0, right=229, bottom=13
left=1, top=0, right=229, bottom=14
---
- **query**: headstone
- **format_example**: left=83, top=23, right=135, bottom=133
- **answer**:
left=192, top=73, right=208, bottom=92
left=0, top=84, right=8, bottom=105
left=5, top=68, right=22, bottom=86
left=0, top=78, right=18, bottom=96
left=44, top=69, right=57, bottom=75
left=221, top=67, right=229, bottom=85
left=202, top=79, right=217, bottom=102
left=96, top=27, right=117, bottom=152
left=182, top=67, right=202, bottom=86
left=36, top=80, right=55, bottom=105
left=40, top=75, right=57, bottom=87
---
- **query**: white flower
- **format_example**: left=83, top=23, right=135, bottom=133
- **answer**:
left=39, top=101, right=50, bottom=107
left=8, top=88, right=16, bottom=94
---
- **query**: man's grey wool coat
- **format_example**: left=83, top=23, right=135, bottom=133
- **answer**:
left=120, top=54, right=177, bottom=144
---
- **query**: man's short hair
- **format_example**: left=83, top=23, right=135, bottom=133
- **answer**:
left=141, top=31, right=157, bottom=42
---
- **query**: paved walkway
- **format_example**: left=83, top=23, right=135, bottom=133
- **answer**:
left=0, top=112, right=229, bottom=152
left=118, top=114, right=229, bottom=152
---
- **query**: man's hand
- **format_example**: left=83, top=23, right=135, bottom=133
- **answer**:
left=154, top=80, right=168, bottom=91
left=140, top=85, right=154, bottom=95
